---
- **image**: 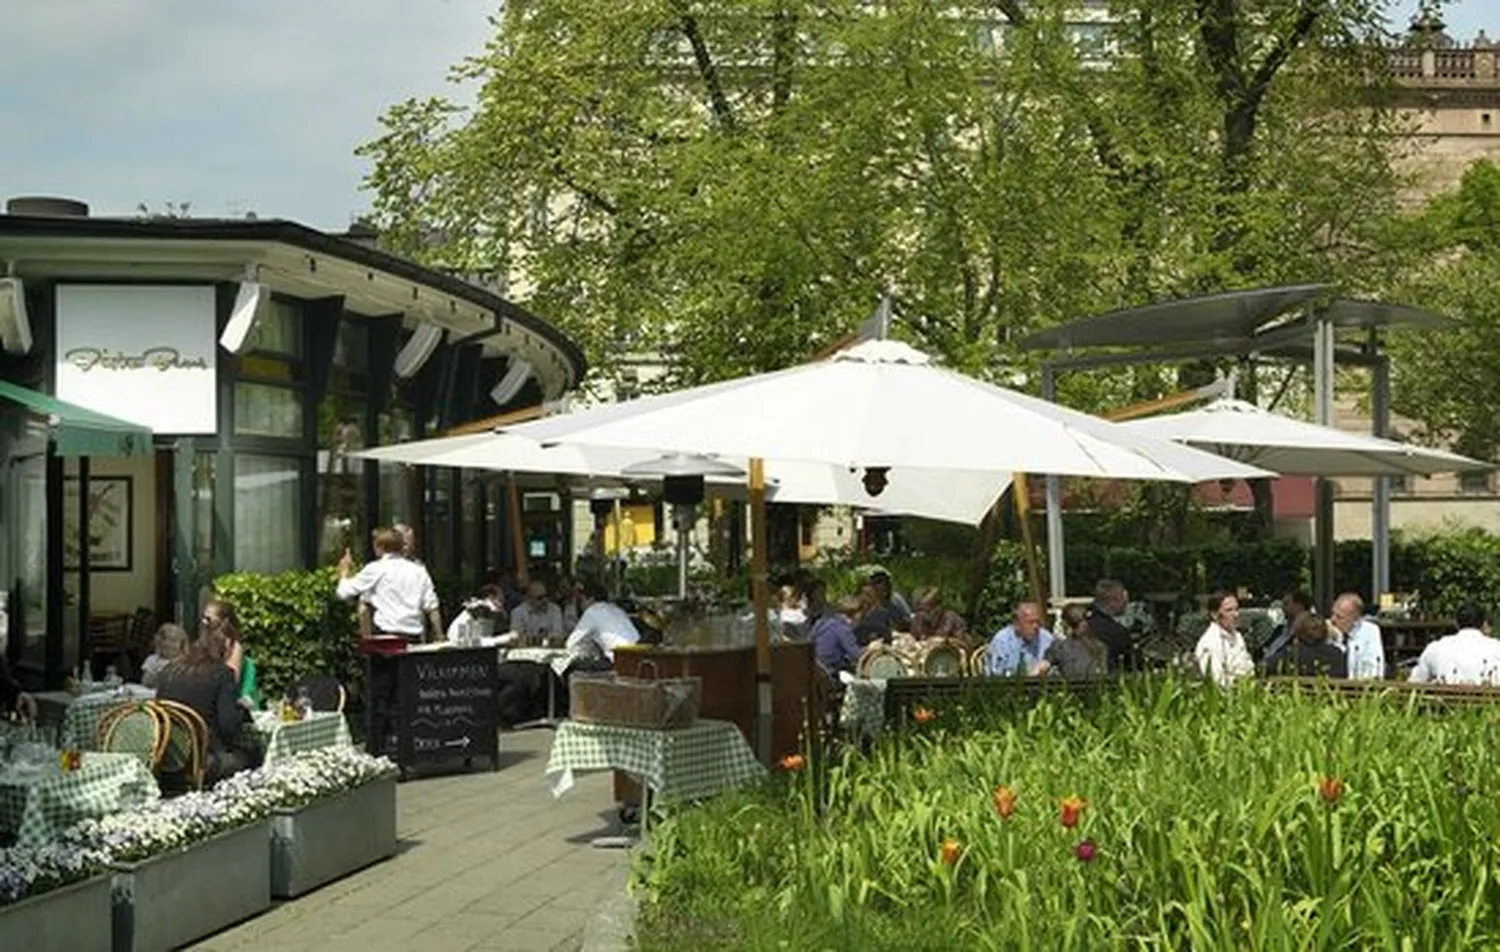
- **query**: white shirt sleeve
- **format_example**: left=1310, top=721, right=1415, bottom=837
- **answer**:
left=1408, top=645, right=1436, bottom=683
left=336, top=562, right=382, bottom=601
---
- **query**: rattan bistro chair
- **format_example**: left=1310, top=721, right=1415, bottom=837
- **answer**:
left=151, top=699, right=211, bottom=791
left=969, top=646, right=991, bottom=677
left=98, top=701, right=168, bottom=771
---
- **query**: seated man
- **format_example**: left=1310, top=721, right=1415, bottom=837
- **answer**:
left=987, top=602, right=1054, bottom=677
left=810, top=587, right=863, bottom=680
left=510, top=580, right=565, bottom=643
left=1087, top=579, right=1138, bottom=673
left=1329, top=592, right=1385, bottom=681
left=1264, top=612, right=1348, bottom=679
left=1258, top=590, right=1314, bottom=666
left=1409, top=603, right=1500, bottom=686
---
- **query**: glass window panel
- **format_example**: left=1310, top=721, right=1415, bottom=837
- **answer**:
left=12, top=454, right=47, bottom=658
left=237, top=354, right=297, bottom=383
left=194, top=453, right=216, bottom=575
left=317, top=392, right=367, bottom=563
left=234, top=455, right=302, bottom=573
left=245, top=298, right=302, bottom=357
left=333, top=320, right=369, bottom=371
left=235, top=382, right=303, bottom=438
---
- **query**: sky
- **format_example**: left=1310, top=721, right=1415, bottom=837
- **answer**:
left=0, top=0, right=1491, bottom=232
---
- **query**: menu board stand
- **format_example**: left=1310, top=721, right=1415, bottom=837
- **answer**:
left=388, top=646, right=501, bottom=778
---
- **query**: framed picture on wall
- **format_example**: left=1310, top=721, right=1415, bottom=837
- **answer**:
left=63, top=476, right=133, bottom=572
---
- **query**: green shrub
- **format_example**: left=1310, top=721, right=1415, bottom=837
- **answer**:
left=212, top=568, right=360, bottom=703
left=637, top=679, right=1500, bottom=950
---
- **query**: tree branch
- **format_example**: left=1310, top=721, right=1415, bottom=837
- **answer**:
left=673, top=3, right=738, bottom=132
left=770, top=5, right=796, bottom=113
left=1245, top=4, right=1321, bottom=114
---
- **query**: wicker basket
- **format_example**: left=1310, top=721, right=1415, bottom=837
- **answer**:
left=570, top=661, right=701, bottom=730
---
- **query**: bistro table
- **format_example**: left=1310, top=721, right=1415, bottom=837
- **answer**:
left=546, top=718, right=766, bottom=841
left=244, top=710, right=355, bottom=766
left=500, top=646, right=574, bottom=725
left=0, top=750, right=160, bottom=848
left=39, top=685, right=158, bottom=749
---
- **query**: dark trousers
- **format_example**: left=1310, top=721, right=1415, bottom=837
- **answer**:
left=365, top=653, right=404, bottom=756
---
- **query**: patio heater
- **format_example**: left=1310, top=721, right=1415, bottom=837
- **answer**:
left=620, top=454, right=745, bottom=597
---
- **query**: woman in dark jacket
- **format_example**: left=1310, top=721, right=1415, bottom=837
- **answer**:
left=154, top=628, right=259, bottom=781
left=1264, top=611, right=1348, bottom=679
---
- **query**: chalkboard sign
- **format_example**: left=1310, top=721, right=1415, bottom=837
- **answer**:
left=393, top=646, right=501, bottom=774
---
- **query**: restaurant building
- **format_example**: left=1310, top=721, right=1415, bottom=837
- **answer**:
left=0, top=197, right=585, bottom=686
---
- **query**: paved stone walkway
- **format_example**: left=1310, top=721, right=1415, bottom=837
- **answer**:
left=189, top=729, right=633, bottom=952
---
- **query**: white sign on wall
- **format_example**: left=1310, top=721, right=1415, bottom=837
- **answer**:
left=56, top=284, right=218, bottom=435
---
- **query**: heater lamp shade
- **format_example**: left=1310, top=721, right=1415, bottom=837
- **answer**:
left=662, top=474, right=706, bottom=507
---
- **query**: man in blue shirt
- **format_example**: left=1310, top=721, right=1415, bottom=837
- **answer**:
left=988, top=602, right=1054, bottom=677
left=1330, top=592, right=1386, bottom=680
left=810, top=584, right=863, bottom=678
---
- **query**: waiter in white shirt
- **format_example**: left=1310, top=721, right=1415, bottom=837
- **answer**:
left=564, top=579, right=641, bottom=672
left=336, top=527, right=442, bottom=756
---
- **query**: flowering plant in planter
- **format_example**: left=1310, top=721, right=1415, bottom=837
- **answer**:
left=213, top=748, right=395, bottom=812
left=57, top=748, right=394, bottom=866
left=0, top=842, right=108, bottom=906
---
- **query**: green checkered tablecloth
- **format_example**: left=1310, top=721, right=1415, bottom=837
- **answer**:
left=244, top=711, right=355, bottom=766
left=502, top=646, right=574, bottom=676
left=839, top=678, right=888, bottom=739
left=0, top=751, right=160, bottom=848
left=60, top=686, right=157, bottom=749
left=546, top=718, right=767, bottom=802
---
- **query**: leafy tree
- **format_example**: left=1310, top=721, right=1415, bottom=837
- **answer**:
left=358, top=0, right=1413, bottom=398
left=1388, top=159, right=1500, bottom=458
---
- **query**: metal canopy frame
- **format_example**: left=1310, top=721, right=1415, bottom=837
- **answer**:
left=1024, top=288, right=1452, bottom=613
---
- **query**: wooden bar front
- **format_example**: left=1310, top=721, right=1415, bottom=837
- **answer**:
left=610, top=642, right=813, bottom=805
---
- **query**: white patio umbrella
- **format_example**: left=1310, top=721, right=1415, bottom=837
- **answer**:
left=1120, top=399, right=1488, bottom=477
left=351, top=430, right=1021, bottom=525
left=510, top=341, right=1274, bottom=485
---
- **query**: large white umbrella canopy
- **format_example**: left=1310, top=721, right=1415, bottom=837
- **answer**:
left=1121, top=398, right=1489, bottom=477
left=351, top=430, right=1021, bottom=525
left=509, top=340, right=1274, bottom=485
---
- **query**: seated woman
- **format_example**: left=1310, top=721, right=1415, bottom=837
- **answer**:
left=1264, top=611, right=1348, bottom=679
left=1041, top=605, right=1108, bottom=679
left=139, top=623, right=189, bottom=689
left=200, top=599, right=262, bottom=708
left=154, top=628, right=260, bottom=783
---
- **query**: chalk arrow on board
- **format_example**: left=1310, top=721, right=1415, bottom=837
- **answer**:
left=444, top=737, right=472, bottom=749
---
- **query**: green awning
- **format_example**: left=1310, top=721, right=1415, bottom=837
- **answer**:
left=0, top=380, right=153, bottom=457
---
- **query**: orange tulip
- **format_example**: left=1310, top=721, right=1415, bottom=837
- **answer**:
left=779, top=753, right=807, bottom=772
left=993, top=784, right=1017, bottom=820
left=1318, top=774, right=1344, bottom=804
left=1059, top=794, right=1087, bottom=829
left=913, top=707, right=937, bottom=724
left=940, top=838, right=962, bottom=866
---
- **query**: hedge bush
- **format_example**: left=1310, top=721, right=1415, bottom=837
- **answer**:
left=212, top=567, right=360, bottom=704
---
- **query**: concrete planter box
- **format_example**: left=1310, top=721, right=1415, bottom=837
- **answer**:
left=110, top=820, right=271, bottom=952
left=271, top=773, right=398, bottom=898
left=0, top=875, right=112, bottom=949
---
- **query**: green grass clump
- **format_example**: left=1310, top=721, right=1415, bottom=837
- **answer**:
left=634, top=678, right=1500, bottom=951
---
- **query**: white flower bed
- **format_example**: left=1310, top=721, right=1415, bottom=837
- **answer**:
left=1, top=747, right=393, bottom=904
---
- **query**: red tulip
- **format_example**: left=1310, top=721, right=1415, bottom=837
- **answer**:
left=913, top=707, right=937, bottom=724
left=779, top=753, right=807, bottom=772
left=1059, top=794, right=1087, bottom=829
left=1318, top=774, right=1344, bottom=805
left=993, top=784, right=1017, bottom=820
left=940, top=838, right=962, bottom=866
left=1075, top=839, right=1096, bottom=863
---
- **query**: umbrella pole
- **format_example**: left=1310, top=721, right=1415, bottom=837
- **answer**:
left=1012, top=473, right=1047, bottom=607
left=749, top=458, right=774, bottom=766
left=506, top=475, right=529, bottom=584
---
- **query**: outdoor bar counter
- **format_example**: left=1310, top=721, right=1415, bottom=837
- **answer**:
left=610, top=642, right=813, bottom=804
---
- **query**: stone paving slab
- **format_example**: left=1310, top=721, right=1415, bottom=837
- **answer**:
left=187, top=729, right=633, bottom=952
